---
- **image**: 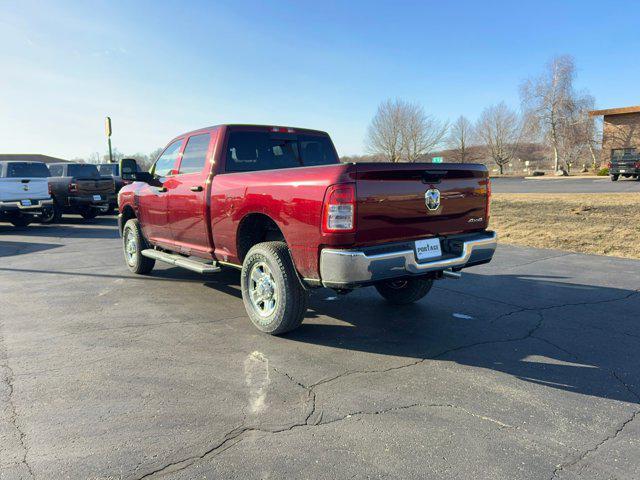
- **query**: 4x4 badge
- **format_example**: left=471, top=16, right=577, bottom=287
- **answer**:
left=425, top=188, right=440, bottom=211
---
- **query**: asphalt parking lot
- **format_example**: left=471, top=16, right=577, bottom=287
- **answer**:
left=1, top=217, right=639, bottom=479
left=492, top=176, right=640, bottom=193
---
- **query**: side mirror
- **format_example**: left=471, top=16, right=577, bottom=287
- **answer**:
left=120, top=158, right=138, bottom=181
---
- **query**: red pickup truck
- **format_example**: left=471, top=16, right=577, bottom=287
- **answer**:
left=118, top=125, right=496, bottom=334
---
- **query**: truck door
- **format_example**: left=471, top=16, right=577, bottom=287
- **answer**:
left=166, top=132, right=214, bottom=256
left=137, top=139, right=183, bottom=246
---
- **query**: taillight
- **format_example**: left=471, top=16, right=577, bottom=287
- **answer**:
left=486, top=178, right=491, bottom=222
left=69, top=183, right=77, bottom=192
left=634, top=162, right=640, bottom=169
left=48, top=182, right=52, bottom=195
left=606, top=162, right=612, bottom=169
left=322, top=183, right=356, bottom=233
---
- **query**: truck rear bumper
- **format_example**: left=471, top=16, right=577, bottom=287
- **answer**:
left=319, top=231, right=497, bottom=288
left=0, top=198, right=53, bottom=216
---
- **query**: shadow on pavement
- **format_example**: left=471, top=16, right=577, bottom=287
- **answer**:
left=284, top=273, right=640, bottom=405
left=0, top=216, right=119, bottom=240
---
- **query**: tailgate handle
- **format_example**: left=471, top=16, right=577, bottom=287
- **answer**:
left=421, top=170, right=448, bottom=184
left=21, top=179, right=30, bottom=183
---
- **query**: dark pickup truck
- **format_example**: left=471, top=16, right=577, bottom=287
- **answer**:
left=609, top=148, right=640, bottom=181
left=46, top=163, right=116, bottom=221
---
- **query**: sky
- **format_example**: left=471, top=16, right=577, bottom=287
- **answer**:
left=1, top=0, right=639, bottom=159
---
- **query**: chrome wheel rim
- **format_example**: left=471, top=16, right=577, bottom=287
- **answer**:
left=124, top=229, right=137, bottom=265
left=248, top=262, right=278, bottom=320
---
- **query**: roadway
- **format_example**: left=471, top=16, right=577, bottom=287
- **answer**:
left=492, top=176, right=640, bottom=193
left=1, top=216, right=639, bottom=479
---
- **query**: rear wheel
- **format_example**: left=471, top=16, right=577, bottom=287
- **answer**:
left=10, top=216, right=32, bottom=227
left=375, top=277, right=433, bottom=305
left=610, top=174, right=619, bottom=182
left=80, top=207, right=99, bottom=219
left=40, top=203, right=61, bottom=224
left=122, top=218, right=155, bottom=274
left=241, top=241, right=308, bottom=335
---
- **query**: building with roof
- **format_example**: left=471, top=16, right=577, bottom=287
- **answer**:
left=589, top=105, right=640, bottom=165
left=0, top=154, right=69, bottom=164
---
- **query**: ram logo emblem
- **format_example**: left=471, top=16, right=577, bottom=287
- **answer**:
left=424, top=188, right=441, bottom=211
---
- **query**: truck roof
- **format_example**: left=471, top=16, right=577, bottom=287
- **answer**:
left=169, top=124, right=330, bottom=144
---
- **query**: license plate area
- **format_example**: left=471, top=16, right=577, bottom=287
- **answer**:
left=414, top=238, right=442, bottom=262
left=93, top=194, right=101, bottom=201
left=20, top=199, right=32, bottom=206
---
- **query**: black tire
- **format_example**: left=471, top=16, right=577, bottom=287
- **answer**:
left=241, top=241, right=308, bottom=335
left=80, top=207, right=99, bottom=219
left=103, top=205, right=116, bottom=216
left=122, top=218, right=155, bottom=275
left=10, top=216, right=32, bottom=227
left=610, top=174, right=619, bottom=182
left=375, top=277, right=434, bottom=305
left=40, top=203, right=61, bottom=224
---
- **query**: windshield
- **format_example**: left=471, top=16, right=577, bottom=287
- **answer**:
left=67, top=164, right=100, bottom=178
left=224, top=131, right=339, bottom=172
left=3, top=162, right=50, bottom=178
left=98, top=164, right=119, bottom=176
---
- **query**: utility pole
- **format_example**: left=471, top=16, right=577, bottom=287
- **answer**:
left=105, top=116, right=113, bottom=163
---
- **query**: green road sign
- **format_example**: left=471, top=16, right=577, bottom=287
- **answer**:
left=432, top=156, right=443, bottom=163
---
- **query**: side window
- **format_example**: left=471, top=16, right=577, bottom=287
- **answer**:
left=178, top=134, right=210, bottom=174
left=49, top=165, right=63, bottom=176
left=153, top=140, right=183, bottom=176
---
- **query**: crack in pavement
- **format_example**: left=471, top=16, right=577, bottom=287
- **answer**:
left=0, top=332, right=34, bottom=479
left=134, top=400, right=514, bottom=479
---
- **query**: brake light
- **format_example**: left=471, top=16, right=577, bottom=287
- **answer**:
left=270, top=127, right=295, bottom=133
left=48, top=182, right=52, bottom=195
left=322, top=183, right=356, bottom=233
left=634, top=162, right=640, bottom=169
left=486, top=178, right=491, bottom=222
left=69, top=183, right=77, bottom=192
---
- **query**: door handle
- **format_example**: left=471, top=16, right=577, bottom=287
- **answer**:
left=157, top=186, right=167, bottom=193
left=190, top=185, right=203, bottom=192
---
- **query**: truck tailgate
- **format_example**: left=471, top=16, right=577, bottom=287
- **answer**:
left=0, top=178, right=49, bottom=202
left=76, top=178, right=115, bottom=195
left=353, top=163, right=489, bottom=245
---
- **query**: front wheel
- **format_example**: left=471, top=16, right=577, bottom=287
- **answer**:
left=241, top=241, right=308, bottom=335
left=375, top=277, right=434, bottom=305
left=122, top=218, right=155, bottom=274
left=610, top=174, right=619, bottom=182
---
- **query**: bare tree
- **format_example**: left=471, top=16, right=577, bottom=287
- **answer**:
left=365, top=99, right=404, bottom=162
left=87, top=152, right=101, bottom=164
left=365, top=98, right=448, bottom=162
left=520, top=55, right=593, bottom=172
left=476, top=102, right=523, bottom=175
left=446, top=115, right=478, bottom=163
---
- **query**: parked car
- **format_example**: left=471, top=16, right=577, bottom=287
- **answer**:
left=98, top=163, right=130, bottom=213
left=118, top=125, right=496, bottom=334
left=0, top=161, right=54, bottom=226
left=46, top=163, right=116, bottom=221
left=608, top=148, right=640, bottom=181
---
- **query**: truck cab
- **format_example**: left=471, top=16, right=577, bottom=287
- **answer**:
left=0, top=161, right=53, bottom=226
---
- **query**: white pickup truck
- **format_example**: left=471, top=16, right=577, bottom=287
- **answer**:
left=0, top=161, right=53, bottom=226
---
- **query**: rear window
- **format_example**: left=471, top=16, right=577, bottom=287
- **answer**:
left=98, top=164, right=119, bottom=176
left=67, top=164, right=100, bottom=178
left=225, top=131, right=338, bottom=172
left=3, top=162, right=50, bottom=178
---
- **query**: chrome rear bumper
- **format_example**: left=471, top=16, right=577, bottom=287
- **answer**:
left=319, top=231, right=497, bottom=288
